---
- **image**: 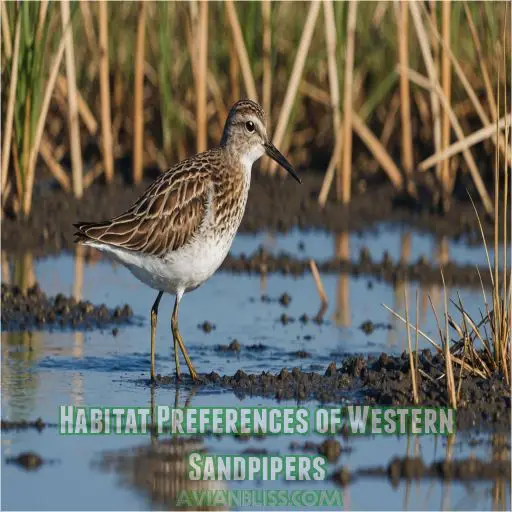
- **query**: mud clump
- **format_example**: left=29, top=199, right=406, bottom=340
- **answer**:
left=2, top=174, right=499, bottom=257
left=333, top=455, right=511, bottom=486
left=7, top=452, right=44, bottom=470
left=280, top=313, right=295, bottom=325
left=183, top=351, right=511, bottom=430
left=1, top=418, right=48, bottom=432
left=387, top=456, right=426, bottom=482
left=278, top=293, right=292, bottom=307
left=1, top=283, right=133, bottom=331
left=197, top=321, right=215, bottom=333
left=292, top=350, right=311, bottom=359
left=325, top=362, right=337, bottom=376
left=359, top=320, right=392, bottom=335
left=215, top=340, right=241, bottom=353
left=222, top=251, right=492, bottom=288
left=290, top=439, right=350, bottom=463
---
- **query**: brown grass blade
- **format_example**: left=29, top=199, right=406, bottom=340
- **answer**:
left=419, top=115, right=511, bottom=171
left=40, top=137, right=71, bottom=192
left=133, top=1, right=146, bottom=185
left=397, top=0, right=414, bottom=180
left=1, top=12, right=20, bottom=196
left=352, top=112, right=404, bottom=190
left=383, top=303, right=488, bottom=379
left=24, top=23, right=69, bottom=217
left=61, top=0, right=83, bottom=200
left=404, top=287, right=419, bottom=404
left=463, top=2, right=497, bottom=122
left=440, top=268, right=457, bottom=409
left=262, top=0, right=272, bottom=130
left=338, top=0, right=358, bottom=202
left=380, top=92, right=400, bottom=147
left=318, top=119, right=344, bottom=207
left=309, top=259, right=329, bottom=308
left=1, top=1, right=12, bottom=59
left=440, top=0, right=452, bottom=200
left=98, top=0, right=113, bottom=183
left=400, top=66, right=494, bottom=215
left=83, top=161, right=104, bottom=190
left=421, top=2, right=510, bottom=164
left=56, top=74, right=98, bottom=136
left=299, top=80, right=330, bottom=105
left=207, top=71, right=228, bottom=136
left=35, top=0, right=49, bottom=43
left=196, top=1, right=208, bottom=153
left=323, top=0, right=340, bottom=133
left=79, top=0, right=98, bottom=55
left=225, top=0, right=258, bottom=102
left=269, top=0, right=321, bottom=176
left=409, top=2, right=442, bottom=183
left=414, top=290, right=420, bottom=390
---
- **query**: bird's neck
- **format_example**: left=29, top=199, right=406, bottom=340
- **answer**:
left=223, top=143, right=263, bottom=176
left=211, top=147, right=252, bottom=236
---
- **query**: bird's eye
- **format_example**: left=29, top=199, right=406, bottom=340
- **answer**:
left=245, top=121, right=255, bottom=133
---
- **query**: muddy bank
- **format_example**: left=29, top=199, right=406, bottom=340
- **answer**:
left=222, top=249, right=493, bottom=287
left=332, top=454, right=511, bottom=486
left=6, top=452, right=48, bottom=471
left=96, top=436, right=509, bottom=512
left=1, top=418, right=50, bottom=432
left=1, top=283, right=135, bottom=331
left=155, top=351, right=510, bottom=431
left=2, top=173, right=497, bottom=256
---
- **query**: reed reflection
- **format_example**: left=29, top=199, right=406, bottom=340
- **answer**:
left=1, top=252, right=40, bottom=420
left=99, top=385, right=226, bottom=511
left=334, top=231, right=350, bottom=327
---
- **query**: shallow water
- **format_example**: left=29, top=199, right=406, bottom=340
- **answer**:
left=2, top=227, right=510, bottom=511
left=231, top=225, right=504, bottom=267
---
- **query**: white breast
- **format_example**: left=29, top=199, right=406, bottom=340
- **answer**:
left=89, top=162, right=252, bottom=296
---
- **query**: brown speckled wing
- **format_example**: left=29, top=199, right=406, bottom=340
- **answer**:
left=74, top=156, right=213, bottom=258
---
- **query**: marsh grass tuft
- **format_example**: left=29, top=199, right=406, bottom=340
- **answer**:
left=1, top=2, right=510, bottom=216
left=384, top=48, right=511, bottom=406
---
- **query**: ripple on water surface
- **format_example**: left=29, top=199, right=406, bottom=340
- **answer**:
left=1, top=229, right=509, bottom=511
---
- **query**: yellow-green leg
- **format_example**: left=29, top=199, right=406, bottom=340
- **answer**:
left=150, top=291, right=163, bottom=382
left=171, top=294, right=198, bottom=381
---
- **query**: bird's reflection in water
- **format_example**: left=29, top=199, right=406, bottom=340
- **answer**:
left=97, top=386, right=227, bottom=511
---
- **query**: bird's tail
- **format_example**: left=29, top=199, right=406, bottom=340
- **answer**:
left=73, top=222, right=103, bottom=244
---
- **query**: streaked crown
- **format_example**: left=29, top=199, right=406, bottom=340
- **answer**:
left=218, top=99, right=301, bottom=184
left=220, top=99, right=267, bottom=147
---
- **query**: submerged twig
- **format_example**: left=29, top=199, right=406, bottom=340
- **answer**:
left=309, top=259, right=329, bottom=311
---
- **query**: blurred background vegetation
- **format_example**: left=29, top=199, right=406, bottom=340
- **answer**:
left=1, top=1, right=510, bottom=218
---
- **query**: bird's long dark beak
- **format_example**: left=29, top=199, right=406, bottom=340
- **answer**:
left=264, top=142, right=302, bottom=184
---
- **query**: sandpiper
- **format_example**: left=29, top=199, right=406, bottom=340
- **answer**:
left=74, top=100, right=301, bottom=381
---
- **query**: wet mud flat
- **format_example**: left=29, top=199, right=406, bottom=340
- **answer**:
left=94, top=436, right=510, bottom=510
left=222, top=250, right=493, bottom=287
left=1, top=283, right=135, bottom=331
left=2, top=173, right=499, bottom=256
left=156, top=351, right=511, bottom=432
left=288, top=436, right=510, bottom=484
left=332, top=453, right=511, bottom=487
left=1, top=418, right=50, bottom=432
